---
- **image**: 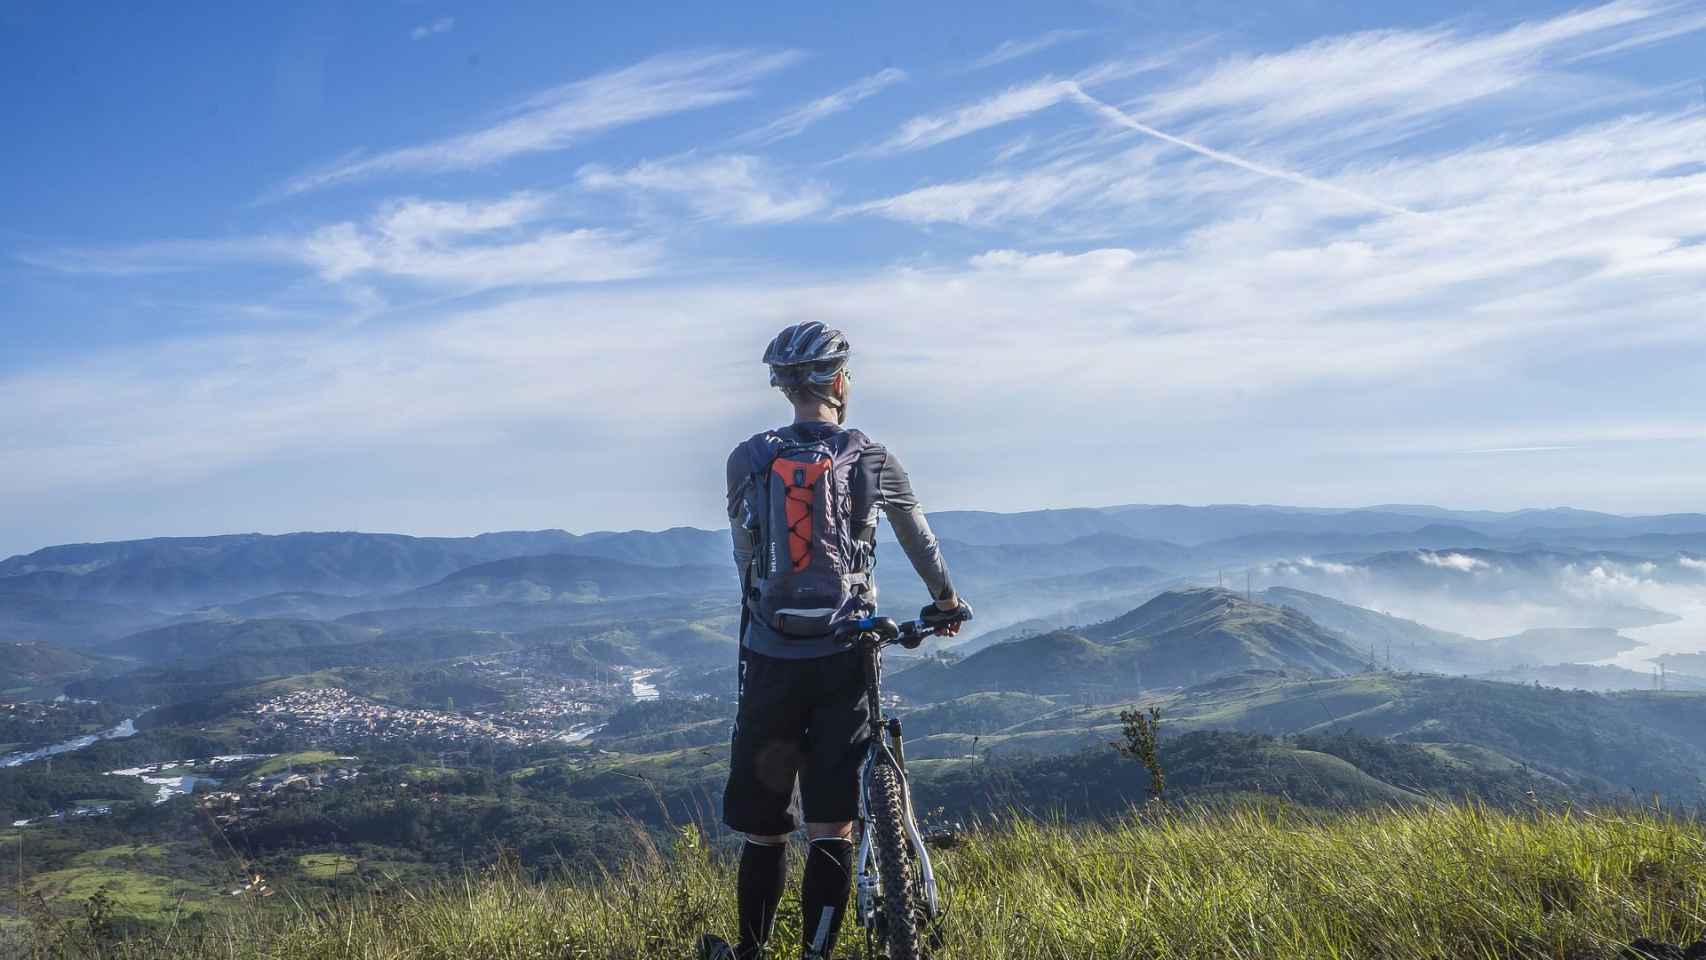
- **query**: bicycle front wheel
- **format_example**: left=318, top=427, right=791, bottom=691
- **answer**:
left=869, top=760, right=925, bottom=960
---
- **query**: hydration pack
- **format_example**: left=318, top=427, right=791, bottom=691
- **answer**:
left=737, top=429, right=875, bottom=638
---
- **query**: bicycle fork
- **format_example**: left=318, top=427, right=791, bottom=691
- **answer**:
left=853, top=718, right=943, bottom=937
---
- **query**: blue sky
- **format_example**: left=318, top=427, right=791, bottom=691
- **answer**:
left=2, top=1, right=1705, bottom=557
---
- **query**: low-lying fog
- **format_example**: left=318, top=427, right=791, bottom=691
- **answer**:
left=1256, top=552, right=1706, bottom=673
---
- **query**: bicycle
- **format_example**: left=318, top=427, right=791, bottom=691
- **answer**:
left=832, top=605, right=970, bottom=960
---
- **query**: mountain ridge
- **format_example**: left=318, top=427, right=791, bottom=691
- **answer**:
left=892, top=587, right=1366, bottom=700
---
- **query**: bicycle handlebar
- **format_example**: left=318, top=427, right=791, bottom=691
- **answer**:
left=833, top=605, right=973, bottom=649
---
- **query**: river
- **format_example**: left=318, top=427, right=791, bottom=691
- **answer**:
left=561, top=722, right=606, bottom=743
left=106, top=764, right=229, bottom=803
left=1614, top=593, right=1706, bottom=673
left=0, top=716, right=138, bottom=768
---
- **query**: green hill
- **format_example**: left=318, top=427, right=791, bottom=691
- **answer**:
left=391, top=554, right=731, bottom=607
left=892, top=631, right=1119, bottom=699
left=906, top=670, right=1706, bottom=801
left=894, top=588, right=1365, bottom=701
left=0, top=589, right=166, bottom=648
left=1474, top=662, right=1706, bottom=692
left=0, top=640, right=120, bottom=695
left=914, top=731, right=1460, bottom=815
left=1084, top=587, right=1369, bottom=677
left=71, top=626, right=521, bottom=706
left=894, top=691, right=1059, bottom=739
left=97, top=618, right=378, bottom=666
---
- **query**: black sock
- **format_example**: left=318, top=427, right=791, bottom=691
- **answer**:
left=800, top=836, right=854, bottom=958
left=736, top=838, right=787, bottom=959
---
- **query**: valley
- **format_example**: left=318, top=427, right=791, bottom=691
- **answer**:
left=5, top=501, right=1706, bottom=940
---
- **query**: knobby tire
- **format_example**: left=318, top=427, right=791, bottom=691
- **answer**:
left=869, top=760, right=924, bottom=960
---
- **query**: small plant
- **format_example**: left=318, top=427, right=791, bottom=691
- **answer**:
left=83, top=888, right=117, bottom=943
left=672, top=823, right=706, bottom=863
left=1113, top=705, right=1166, bottom=802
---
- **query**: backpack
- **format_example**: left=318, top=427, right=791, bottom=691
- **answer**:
left=738, top=429, right=875, bottom=638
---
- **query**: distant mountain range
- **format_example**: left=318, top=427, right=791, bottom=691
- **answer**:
left=8, top=503, right=1705, bottom=613
left=0, top=528, right=731, bottom=610
left=907, top=504, right=1706, bottom=547
left=5, top=502, right=1704, bottom=699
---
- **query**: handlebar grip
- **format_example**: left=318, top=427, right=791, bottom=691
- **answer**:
left=920, top=601, right=974, bottom=626
left=834, top=616, right=899, bottom=645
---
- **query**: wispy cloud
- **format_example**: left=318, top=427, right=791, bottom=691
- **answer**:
left=858, top=50, right=1180, bottom=158
left=738, top=67, right=907, bottom=145
left=843, top=148, right=1156, bottom=227
left=300, top=194, right=661, bottom=287
left=410, top=17, right=455, bottom=41
left=1564, top=5, right=1706, bottom=61
left=275, top=50, right=802, bottom=196
left=578, top=154, right=829, bottom=224
left=1136, top=0, right=1703, bottom=154
left=865, top=79, right=1079, bottom=155
left=25, top=193, right=662, bottom=290
left=849, top=76, right=1422, bottom=228
left=18, top=236, right=296, bottom=276
left=968, top=29, right=1090, bottom=71
left=852, top=2, right=1703, bottom=228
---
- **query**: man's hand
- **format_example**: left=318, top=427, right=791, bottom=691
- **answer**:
left=924, top=597, right=972, bottom=637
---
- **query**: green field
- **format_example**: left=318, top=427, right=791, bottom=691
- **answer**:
left=68, top=844, right=169, bottom=869
left=296, top=853, right=357, bottom=880
left=251, top=751, right=341, bottom=777
left=29, top=866, right=214, bottom=921
left=22, top=804, right=1705, bottom=959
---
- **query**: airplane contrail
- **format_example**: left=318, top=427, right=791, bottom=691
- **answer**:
left=1064, top=83, right=1420, bottom=218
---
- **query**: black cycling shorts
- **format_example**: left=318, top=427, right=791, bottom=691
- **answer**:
left=722, top=646, right=871, bottom=836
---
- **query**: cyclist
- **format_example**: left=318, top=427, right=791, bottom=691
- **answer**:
left=700, top=321, right=968, bottom=960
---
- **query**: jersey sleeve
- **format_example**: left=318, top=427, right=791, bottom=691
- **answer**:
left=864, top=443, right=957, bottom=603
left=726, top=446, right=755, bottom=584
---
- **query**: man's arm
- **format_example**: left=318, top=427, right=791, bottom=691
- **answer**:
left=870, top=447, right=957, bottom=605
left=727, top=447, right=755, bottom=584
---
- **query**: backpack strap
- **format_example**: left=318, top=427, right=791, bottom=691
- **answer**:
left=738, top=432, right=782, bottom=597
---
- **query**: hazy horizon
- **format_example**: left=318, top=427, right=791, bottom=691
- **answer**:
left=7, top=497, right=1704, bottom=561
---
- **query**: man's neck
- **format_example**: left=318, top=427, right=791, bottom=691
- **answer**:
left=792, top=406, right=840, bottom=425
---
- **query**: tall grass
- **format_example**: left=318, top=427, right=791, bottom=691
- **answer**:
left=27, top=804, right=1706, bottom=959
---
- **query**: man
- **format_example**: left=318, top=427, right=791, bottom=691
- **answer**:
left=700, top=322, right=969, bottom=960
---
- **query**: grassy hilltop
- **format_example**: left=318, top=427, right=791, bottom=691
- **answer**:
left=19, top=803, right=1705, bottom=960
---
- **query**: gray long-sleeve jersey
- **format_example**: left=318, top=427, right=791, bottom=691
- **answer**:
left=727, top=420, right=956, bottom=659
